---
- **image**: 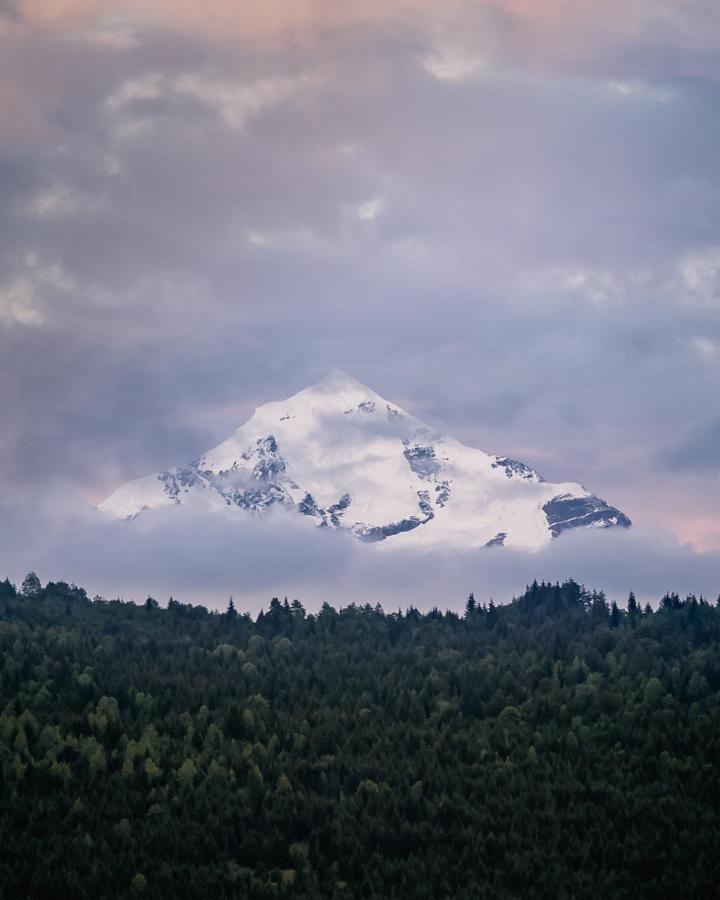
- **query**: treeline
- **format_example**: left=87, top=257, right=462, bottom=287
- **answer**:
left=2, top=575, right=720, bottom=898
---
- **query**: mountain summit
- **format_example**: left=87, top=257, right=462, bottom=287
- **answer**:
left=99, top=371, right=631, bottom=550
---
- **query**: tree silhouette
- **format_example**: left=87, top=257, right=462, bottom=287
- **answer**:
left=21, top=571, right=41, bottom=598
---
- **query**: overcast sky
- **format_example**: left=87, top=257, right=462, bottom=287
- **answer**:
left=1, top=0, right=719, bottom=609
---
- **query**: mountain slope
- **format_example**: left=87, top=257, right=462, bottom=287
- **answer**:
left=98, top=370, right=631, bottom=550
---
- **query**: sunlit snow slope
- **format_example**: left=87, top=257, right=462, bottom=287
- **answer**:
left=98, top=370, right=630, bottom=551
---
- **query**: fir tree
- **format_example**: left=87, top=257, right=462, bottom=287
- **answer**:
left=464, top=593, right=477, bottom=618
left=627, top=590, right=639, bottom=616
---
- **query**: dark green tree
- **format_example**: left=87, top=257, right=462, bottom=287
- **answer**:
left=21, top=571, right=41, bottom=598
left=627, top=590, right=639, bottom=617
left=464, top=593, right=477, bottom=618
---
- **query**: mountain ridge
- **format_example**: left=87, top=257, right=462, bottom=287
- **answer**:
left=98, top=371, right=631, bottom=550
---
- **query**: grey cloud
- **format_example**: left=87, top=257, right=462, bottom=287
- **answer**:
left=0, top=493, right=717, bottom=613
left=0, top=3, right=719, bottom=580
left=662, top=417, right=720, bottom=473
left=0, top=1, right=20, bottom=22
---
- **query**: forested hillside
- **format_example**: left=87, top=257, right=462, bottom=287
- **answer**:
left=1, top=576, right=720, bottom=899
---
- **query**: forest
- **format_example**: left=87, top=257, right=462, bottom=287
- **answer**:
left=1, top=574, right=720, bottom=899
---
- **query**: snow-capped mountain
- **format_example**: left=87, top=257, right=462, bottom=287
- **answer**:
left=98, top=370, right=631, bottom=551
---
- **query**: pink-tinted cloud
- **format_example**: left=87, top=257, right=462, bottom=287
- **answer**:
left=0, top=79, right=42, bottom=142
left=675, top=517, right=720, bottom=553
left=14, top=0, right=457, bottom=41
left=8, top=0, right=718, bottom=55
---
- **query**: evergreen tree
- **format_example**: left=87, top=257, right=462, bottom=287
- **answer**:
left=487, top=598, right=498, bottom=629
left=1, top=573, right=720, bottom=899
left=627, top=590, right=639, bottom=618
left=20, top=571, right=41, bottom=598
left=464, top=593, right=477, bottom=618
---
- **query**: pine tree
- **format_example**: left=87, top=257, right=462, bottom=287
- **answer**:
left=487, top=599, right=498, bottom=629
left=464, top=593, right=477, bottom=619
left=225, top=596, right=237, bottom=617
left=627, top=591, right=639, bottom=616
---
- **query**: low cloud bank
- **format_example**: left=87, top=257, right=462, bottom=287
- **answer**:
left=1, top=489, right=717, bottom=614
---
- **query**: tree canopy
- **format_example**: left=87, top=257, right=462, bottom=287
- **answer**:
left=1, top=575, right=720, bottom=898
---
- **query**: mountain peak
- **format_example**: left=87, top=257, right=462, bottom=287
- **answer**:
left=317, top=369, right=369, bottom=390
left=99, top=374, right=631, bottom=550
left=279, top=369, right=392, bottom=418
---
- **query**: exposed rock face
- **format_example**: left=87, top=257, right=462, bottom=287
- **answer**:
left=543, top=494, right=632, bottom=537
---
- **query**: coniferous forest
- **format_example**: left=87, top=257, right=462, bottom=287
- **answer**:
left=2, top=576, right=720, bottom=899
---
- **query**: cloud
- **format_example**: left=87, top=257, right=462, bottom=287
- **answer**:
left=356, top=196, right=386, bottom=221
left=0, top=0, right=21, bottom=21
left=25, top=182, right=106, bottom=219
left=77, top=13, right=140, bottom=49
left=11, top=0, right=463, bottom=43
left=610, top=80, right=674, bottom=103
left=679, top=246, right=720, bottom=306
left=422, top=48, right=487, bottom=82
left=0, top=0, right=719, bottom=594
left=532, top=265, right=624, bottom=307
left=690, top=336, right=720, bottom=362
left=104, top=72, right=164, bottom=111
left=673, top=517, right=720, bottom=554
left=661, top=417, right=720, bottom=475
left=1, top=492, right=718, bottom=612
left=9, top=0, right=720, bottom=64
left=173, top=72, right=308, bottom=130
left=0, top=277, right=44, bottom=326
left=103, top=69, right=313, bottom=141
left=0, top=254, right=76, bottom=326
